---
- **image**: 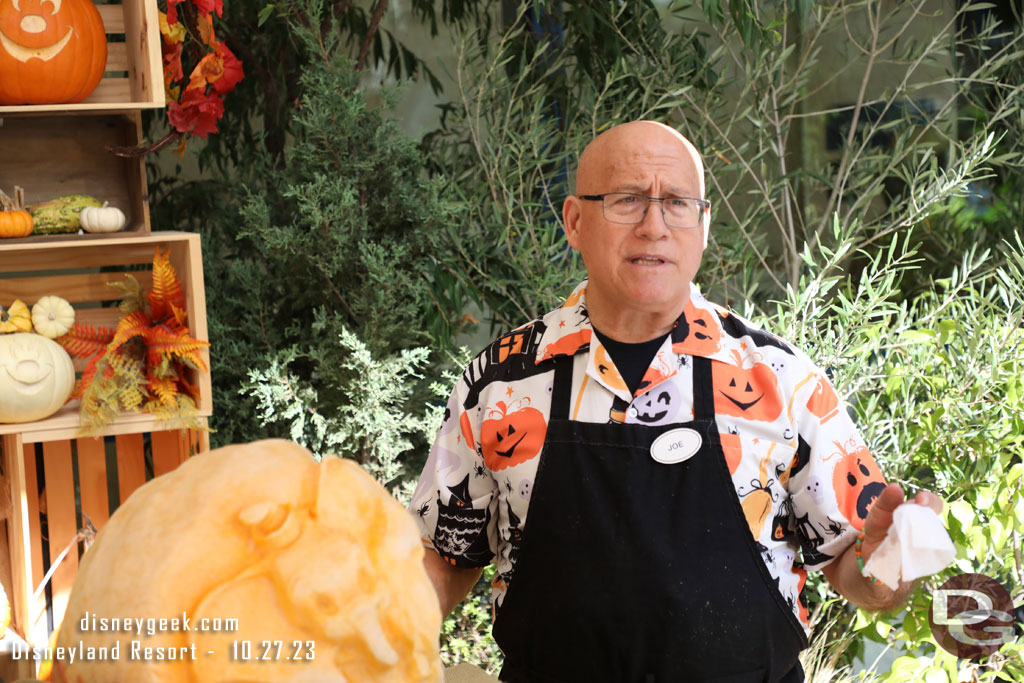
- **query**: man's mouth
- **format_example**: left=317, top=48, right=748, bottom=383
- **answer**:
left=630, top=256, right=665, bottom=265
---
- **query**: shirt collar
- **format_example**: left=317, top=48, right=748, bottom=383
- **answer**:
left=534, top=280, right=741, bottom=366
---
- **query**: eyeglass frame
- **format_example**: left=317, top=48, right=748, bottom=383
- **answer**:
left=578, top=192, right=711, bottom=229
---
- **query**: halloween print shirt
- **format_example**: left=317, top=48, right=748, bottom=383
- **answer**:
left=409, top=280, right=888, bottom=632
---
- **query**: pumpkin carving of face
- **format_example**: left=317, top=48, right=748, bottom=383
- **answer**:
left=828, top=439, right=887, bottom=530
left=0, top=332, right=74, bottom=423
left=712, top=349, right=783, bottom=422
left=481, top=398, right=547, bottom=471
left=0, top=0, right=107, bottom=105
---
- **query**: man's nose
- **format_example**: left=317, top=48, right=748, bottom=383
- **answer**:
left=635, top=200, right=671, bottom=239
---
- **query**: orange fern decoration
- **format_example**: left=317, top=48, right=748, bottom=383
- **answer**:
left=58, top=248, right=210, bottom=432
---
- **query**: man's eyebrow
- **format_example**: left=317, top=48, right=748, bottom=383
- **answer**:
left=615, top=184, right=691, bottom=196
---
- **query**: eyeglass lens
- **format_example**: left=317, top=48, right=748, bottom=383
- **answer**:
left=603, top=193, right=702, bottom=228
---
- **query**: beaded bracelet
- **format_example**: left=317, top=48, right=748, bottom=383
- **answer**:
left=854, top=531, right=880, bottom=584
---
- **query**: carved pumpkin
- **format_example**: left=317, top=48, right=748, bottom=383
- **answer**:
left=0, top=0, right=107, bottom=105
left=828, top=439, right=887, bottom=531
left=0, top=332, right=73, bottom=423
left=712, top=349, right=783, bottom=422
left=54, top=439, right=442, bottom=683
left=481, top=398, right=547, bottom=471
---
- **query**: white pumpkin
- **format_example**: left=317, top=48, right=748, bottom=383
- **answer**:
left=0, top=333, right=75, bottom=423
left=31, top=296, right=76, bottom=339
left=79, top=203, right=126, bottom=233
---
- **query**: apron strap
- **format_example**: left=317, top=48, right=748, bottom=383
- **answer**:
left=550, top=354, right=574, bottom=421
left=692, top=355, right=715, bottom=422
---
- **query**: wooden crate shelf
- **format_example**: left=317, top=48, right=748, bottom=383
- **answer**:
left=1, top=425, right=209, bottom=650
left=0, top=111, right=152, bottom=240
left=0, top=0, right=165, bottom=114
left=0, top=231, right=212, bottom=653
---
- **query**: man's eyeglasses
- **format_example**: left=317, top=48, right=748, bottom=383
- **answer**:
left=579, top=193, right=710, bottom=229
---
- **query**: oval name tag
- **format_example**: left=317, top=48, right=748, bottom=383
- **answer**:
left=650, top=428, right=703, bottom=465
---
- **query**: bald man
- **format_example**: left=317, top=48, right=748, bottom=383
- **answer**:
left=410, top=121, right=941, bottom=682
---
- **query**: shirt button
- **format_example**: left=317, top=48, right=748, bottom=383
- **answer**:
left=627, top=408, right=638, bottom=418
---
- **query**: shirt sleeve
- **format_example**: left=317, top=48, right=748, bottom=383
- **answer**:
left=787, top=364, right=889, bottom=571
left=408, top=369, right=499, bottom=569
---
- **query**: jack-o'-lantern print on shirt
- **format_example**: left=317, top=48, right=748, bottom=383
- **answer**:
left=671, top=299, right=722, bottom=357
left=625, top=381, right=682, bottom=425
left=712, top=349, right=783, bottom=422
left=826, top=438, right=887, bottom=531
left=481, top=398, right=547, bottom=471
left=411, top=279, right=892, bottom=634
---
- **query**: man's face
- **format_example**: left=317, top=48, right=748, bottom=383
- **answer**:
left=564, top=123, right=708, bottom=320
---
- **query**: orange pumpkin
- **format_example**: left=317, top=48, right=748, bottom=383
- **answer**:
left=0, top=186, right=32, bottom=238
left=0, top=0, right=107, bottom=105
left=481, top=398, right=547, bottom=471
left=712, top=349, right=783, bottom=422
left=828, top=439, right=887, bottom=530
left=53, top=440, right=442, bottom=683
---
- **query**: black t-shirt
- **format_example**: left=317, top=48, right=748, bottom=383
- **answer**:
left=592, top=327, right=671, bottom=396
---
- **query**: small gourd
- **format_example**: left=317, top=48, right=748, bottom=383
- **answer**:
left=32, top=296, right=76, bottom=339
left=0, top=186, right=33, bottom=239
left=0, top=300, right=32, bottom=334
left=79, top=202, right=127, bottom=233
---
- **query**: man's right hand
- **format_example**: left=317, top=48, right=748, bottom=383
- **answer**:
left=422, top=547, right=485, bottom=618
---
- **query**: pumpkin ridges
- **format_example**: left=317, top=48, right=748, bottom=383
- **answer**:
left=0, top=0, right=107, bottom=105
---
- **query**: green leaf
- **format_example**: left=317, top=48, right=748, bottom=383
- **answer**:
left=257, top=3, right=275, bottom=27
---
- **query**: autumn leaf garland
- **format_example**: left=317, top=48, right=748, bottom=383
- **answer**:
left=159, top=0, right=243, bottom=151
left=58, top=249, right=210, bottom=433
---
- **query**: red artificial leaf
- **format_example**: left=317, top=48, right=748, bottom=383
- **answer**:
left=193, top=0, right=224, bottom=18
left=167, top=89, right=224, bottom=138
left=166, top=0, right=185, bottom=25
left=162, top=40, right=184, bottom=85
left=212, top=41, right=244, bottom=95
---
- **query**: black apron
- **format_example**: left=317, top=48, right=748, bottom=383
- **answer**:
left=493, top=355, right=808, bottom=683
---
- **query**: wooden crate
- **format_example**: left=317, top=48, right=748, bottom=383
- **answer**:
left=0, top=231, right=213, bottom=429
left=0, top=426, right=208, bottom=649
left=0, top=111, right=151, bottom=240
left=0, top=0, right=165, bottom=114
left=0, top=231, right=212, bottom=650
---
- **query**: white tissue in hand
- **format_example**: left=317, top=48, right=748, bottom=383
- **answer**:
left=861, top=503, right=955, bottom=590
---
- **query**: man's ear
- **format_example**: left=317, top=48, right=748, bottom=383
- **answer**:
left=702, top=203, right=711, bottom=249
left=563, top=195, right=582, bottom=250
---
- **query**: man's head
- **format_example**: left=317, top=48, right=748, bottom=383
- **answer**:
left=563, top=121, right=709, bottom=329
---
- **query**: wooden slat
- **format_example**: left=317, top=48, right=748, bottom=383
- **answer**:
left=150, top=431, right=185, bottom=477
left=41, top=442, right=76, bottom=638
left=126, top=0, right=164, bottom=106
left=76, top=438, right=109, bottom=531
left=22, top=444, right=45, bottom=648
left=2, top=435, right=30, bottom=642
left=98, top=3, right=127, bottom=34
left=86, top=78, right=133, bottom=104
left=106, top=43, right=129, bottom=72
left=0, top=243, right=154, bottom=273
left=115, top=433, right=145, bottom=506
left=0, top=271, right=153, bottom=305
